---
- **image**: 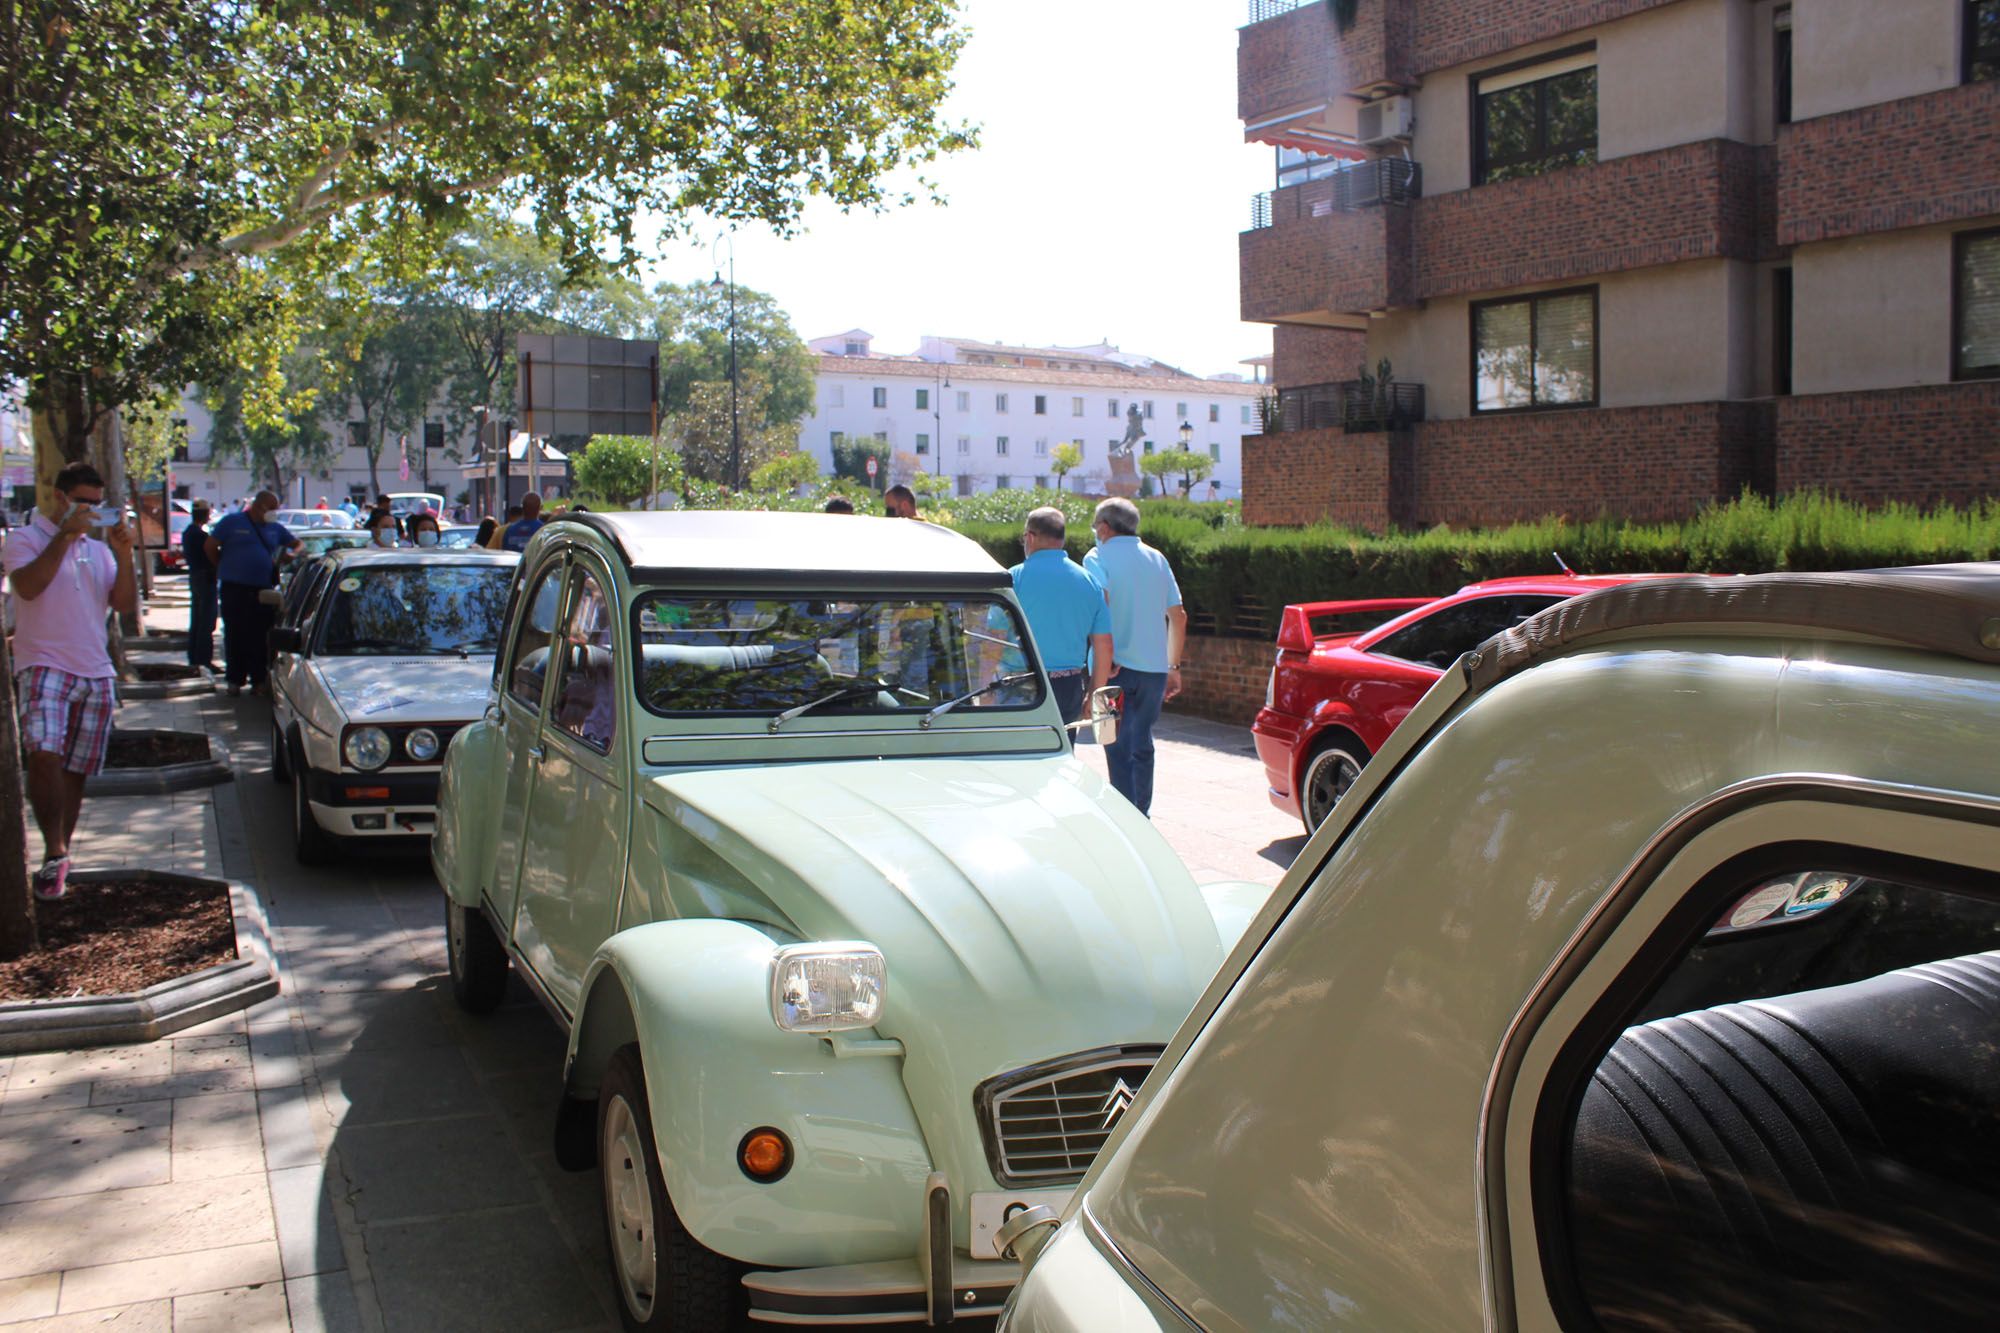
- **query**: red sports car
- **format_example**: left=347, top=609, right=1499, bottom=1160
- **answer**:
left=1253, top=574, right=1689, bottom=831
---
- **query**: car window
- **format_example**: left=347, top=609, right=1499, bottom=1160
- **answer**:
left=632, top=594, right=1040, bottom=716
left=1553, top=860, right=2000, bottom=1329
left=316, top=565, right=513, bottom=657
left=1372, top=594, right=1565, bottom=668
left=549, top=568, right=616, bottom=753
left=507, top=567, right=566, bottom=708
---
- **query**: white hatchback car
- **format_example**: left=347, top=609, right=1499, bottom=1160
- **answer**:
left=274, top=507, right=357, bottom=531
left=269, top=546, right=518, bottom=861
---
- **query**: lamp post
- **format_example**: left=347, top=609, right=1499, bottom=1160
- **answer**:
left=932, top=361, right=951, bottom=490
left=711, top=232, right=741, bottom=491
left=473, top=404, right=488, bottom=513
left=1178, top=420, right=1194, bottom=497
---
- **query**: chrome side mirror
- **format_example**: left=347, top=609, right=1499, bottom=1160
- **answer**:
left=994, top=1203, right=1061, bottom=1267
left=1064, top=684, right=1121, bottom=746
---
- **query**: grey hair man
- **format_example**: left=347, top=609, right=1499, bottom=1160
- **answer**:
left=1010, top=507, right=1111, bottom=725
left=1082, top=497, right=1186, bottom=815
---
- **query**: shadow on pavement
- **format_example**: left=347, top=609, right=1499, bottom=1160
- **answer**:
left=1258, top=834, right=1310, bottom=870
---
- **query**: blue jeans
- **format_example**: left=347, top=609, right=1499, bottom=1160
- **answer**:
left=1104, top=667, right=1167, bottom=816
left=187, top=569, right=219, bottom=669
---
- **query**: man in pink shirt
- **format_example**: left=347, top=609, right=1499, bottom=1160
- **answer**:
left=3, top=462, right=138, bottom=899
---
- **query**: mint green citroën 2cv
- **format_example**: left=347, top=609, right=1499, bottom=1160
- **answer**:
left=430, top=511, right=1273, bottom=1329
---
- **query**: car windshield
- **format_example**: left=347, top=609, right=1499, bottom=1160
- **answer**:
left=318, top=565, right=514, bottom=657
left=633, top=594, right=1043, bottom=716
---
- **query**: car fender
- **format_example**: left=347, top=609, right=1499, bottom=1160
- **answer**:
left=1198, top=881, right=1278, bottom=952
left=432, top=717, right=502, bottom=906
left=564, top=918, right=934, bottom=1268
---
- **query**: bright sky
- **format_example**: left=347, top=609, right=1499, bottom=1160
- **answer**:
left=644, top=0, right=1274, bottom=381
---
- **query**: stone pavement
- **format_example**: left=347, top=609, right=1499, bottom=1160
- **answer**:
left=0, top=580, right=1309, bottom=1331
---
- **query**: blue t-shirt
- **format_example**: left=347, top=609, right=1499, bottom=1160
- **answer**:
left=180, top=523, right=212, bottom=578
left=1009, top=548, right=1111, bottom=673
left=501, top=516, right=544, bottom=553
left=1082, top=535, right=1183, bottom=674
left=210, top=511, right=296, bottom=587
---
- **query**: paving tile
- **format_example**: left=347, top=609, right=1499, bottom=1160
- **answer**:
left=0, top=1082, right=91, bottom=1118
left=170, top=1141, right=267, bottom=1183
left=312, top=1049, right=485, bottom=1129
left=168, top=1043, right=249, bottom=1079
left=335, top=1114, right=535, bottom=1225
left=7, top=1047, right=173, bottom=1094
left=245, top=1025, right=306, bottom=1093
left=266, top=1166, right=346, bottom=1280
left=280, top=948, right=433, bottom=995
left=297, top=989, right=456, bottom=1056
left=169, top=1281, right=288, bottom=1333
left=0, top=1177, right=275, bottom=1281
left=170, top=1093, right=261, bottom=1151
left=283, top=1274, right=362, bottom=1333
left=363, top=1206, right=605, bottom=1333
left=0, top=1126, right=172, bottom=1204
left=56, top=1241, right=280, bottom=1314
left=3, top=1298, right=171, bottom=1331
left=0, top=1272, right=60, bottom=1322
left=88, top=1068, right=255, bottom=1108
left=0, top=1102, right=173, bottom=1144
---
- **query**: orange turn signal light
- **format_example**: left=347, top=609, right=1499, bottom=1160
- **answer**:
left=738, top=1127, right=792, bottom=1182
left=345, top=786, right=392, bottom=800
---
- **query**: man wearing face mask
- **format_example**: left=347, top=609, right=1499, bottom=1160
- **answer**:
left=206, top=490, right=302, bottom=697
left=3, top=462, right=138, bottom=899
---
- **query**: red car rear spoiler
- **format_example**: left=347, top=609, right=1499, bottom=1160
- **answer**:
left=1276, top=597, right=1436, bottom=652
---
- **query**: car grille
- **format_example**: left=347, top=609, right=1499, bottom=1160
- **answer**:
left=974, top=1046, right=1164, bottom=1186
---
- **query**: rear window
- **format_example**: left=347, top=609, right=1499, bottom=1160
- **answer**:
left=1372, top=594, right=1565, bottom=669
left=317, top=565, right=514, bottom=657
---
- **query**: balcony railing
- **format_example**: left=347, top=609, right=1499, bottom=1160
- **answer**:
left=1272, top=380, right=1426, bottom=433
left=1247, top=0, right=1312, bottom=21
left=1249, top=157, right=1422, bottom=229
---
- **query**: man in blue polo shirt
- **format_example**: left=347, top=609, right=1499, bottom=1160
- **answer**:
left=1083, top=497, right=1185, bottom=816
left=205, top=490, right=302, bottom=696
left=1010, top=507, right=1111, bottom=725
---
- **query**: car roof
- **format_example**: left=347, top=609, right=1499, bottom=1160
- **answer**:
left=321, top=547, right=518, bottom=568
left=563, top=511, right=1011, bottom=589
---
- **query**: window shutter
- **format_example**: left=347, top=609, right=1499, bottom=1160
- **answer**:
left=1475, top=302, right=1534, bottom=410
left=1959, top=232, right=2000, bottom=375
left=1535, top=292, right=1597, bottom=404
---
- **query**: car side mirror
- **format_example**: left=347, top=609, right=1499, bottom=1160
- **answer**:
left=268, top=626, right=303, bottom=655
left=256, top=587, right=284, bottom=607
left=994, top=1203, right=1061, bottom=1268
left=1066, top=685, right=1121, bottom=747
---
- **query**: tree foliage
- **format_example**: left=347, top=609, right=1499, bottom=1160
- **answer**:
left=652, top=282, right=815, bottom=427
left=749, top=451, right=820, bottom=495
left=1050, top=442, right=1083, bottom=490
left=673, top=371, right=798, bottom=487
left=572, top=434, right=674, bottom=509
left=1140, top=448, right=1217, bottom=496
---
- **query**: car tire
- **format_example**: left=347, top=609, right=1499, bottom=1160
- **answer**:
left=271, top=718, right=291, bottom=784
left=598, top=1046, right=747, bottom=1332
left=1300, top=735, right=1369, bottom=833
left=291, top=742, right=337, bottom=865
left=446, top=897, right=510, bottom=1015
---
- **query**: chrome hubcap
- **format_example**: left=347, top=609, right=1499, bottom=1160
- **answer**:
left=602, top=1093, right=657, bottom=1320
left=1305, top=750, right=1362, bottom=829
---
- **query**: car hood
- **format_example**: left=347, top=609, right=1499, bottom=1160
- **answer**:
left=643, top=754, right=1228, bottom=1189
left=313, top=656, right=494, bottom=723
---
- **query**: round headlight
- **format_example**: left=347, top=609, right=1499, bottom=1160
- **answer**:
left=344, top=726, right=391, bottom=770
left=405, top=727, right=440, bottom=763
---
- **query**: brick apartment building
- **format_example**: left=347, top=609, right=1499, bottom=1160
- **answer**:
left=1237, top=0, right=2000, bottom=529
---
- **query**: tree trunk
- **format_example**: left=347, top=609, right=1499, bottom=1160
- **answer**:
left=0, top=627, right=37, bottom=960
left=90, top=412, right=143, bottom=637
left=30, top=374, right=92, bottom=516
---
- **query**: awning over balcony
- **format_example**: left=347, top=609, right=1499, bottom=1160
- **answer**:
left=1244, top=100, right=1368, bottom=161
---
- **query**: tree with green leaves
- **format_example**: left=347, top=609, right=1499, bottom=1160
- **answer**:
left=1050, top=442, right=1084, bottom=491
left=749, top=452, right=820, bottom=496
left=1140, top=448, right=1217, bottom=498
left=572, top=435, right=673, bottom=509
left=674, top=372, right=799, bottom=488
left=652, top=282, right=816, bottom=428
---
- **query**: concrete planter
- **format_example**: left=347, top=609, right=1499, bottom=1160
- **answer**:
left=120, top=662, right=217, bottom=700
left=121, top=630, right=188, bottom=654
left=86, top=728, right=234, bottom=796
left=0, top=870, right=279, bottom=1054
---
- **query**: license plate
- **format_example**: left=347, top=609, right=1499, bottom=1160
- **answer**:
left=969, top=1188, right=1072, bottom=1260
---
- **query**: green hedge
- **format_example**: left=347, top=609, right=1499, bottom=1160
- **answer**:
left=950, top=491, right=2000, bottom=639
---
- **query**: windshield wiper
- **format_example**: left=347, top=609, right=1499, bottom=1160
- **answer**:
left=767, top=679, right=905, bottom=733
left=920, top=672, right=1038, bottom=729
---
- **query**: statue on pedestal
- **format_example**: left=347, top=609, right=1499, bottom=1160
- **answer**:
left=1104, top=403, right=1146, bottom=499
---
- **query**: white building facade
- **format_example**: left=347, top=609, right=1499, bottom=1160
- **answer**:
left=805, top=332, right=1267, bottom=498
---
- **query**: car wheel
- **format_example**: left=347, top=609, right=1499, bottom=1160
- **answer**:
left=446, top=897, right=509, bottom=1015
left=291, top=742, right=337, bottom=865
left=1301, top=735, right=1368, bottom=833
left=271, top=718, right=291, bottom=784
left=599, top=1046, right=746, bottom=1332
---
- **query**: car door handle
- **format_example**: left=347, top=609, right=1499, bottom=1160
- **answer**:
left=527, top=745, right=545, bottom=761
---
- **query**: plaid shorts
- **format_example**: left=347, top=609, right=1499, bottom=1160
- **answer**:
left=16, top=666, right=117, bottom=776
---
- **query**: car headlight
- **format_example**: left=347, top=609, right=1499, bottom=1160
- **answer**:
left=344, top=726, right=391, bottom=770
left=770, top=943, right=886, bottom=1033
left=405, top=727, right=440, bottom=762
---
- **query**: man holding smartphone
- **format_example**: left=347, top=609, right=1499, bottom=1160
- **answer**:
left=2, top=462, right=138, bottom=900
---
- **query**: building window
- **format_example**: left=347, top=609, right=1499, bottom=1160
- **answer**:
left=955, top=390, right=970, bottom=412
left=1475, top=51, right=1597, bottom=185
left=1108, top=399, right=1120, bottom=418
left=1034, top=437, right=1048, bottom=456
left=1071, top=396, right=1085, bottom=416
left=956, top=475, right=973, bottom=497
left=916, top=388, right=929, bottom=409
left=996, top=393, right=1009, bottom=413
left=831, top=430, right=846, bottom=448
left=1035, top=475, right=1049, bottom=489
left=872, top=386, right=887, bottom=408
left=1208, top=403, right=1220, bottom=423
left=844, top=340, right=866, bottom=356
left=1474, top=287, right=1598, bottom=411
left=1143, top=441, right=1154, bottom=455
left=1955, top=228, right=2000, bottom=380
left=1033, top=395, right=1047, bottom=415
left=1143, top=401, right=1155, bottom=418
left=996, top=436, right=1010, bottom=456
left=1240, top=405, right=1253, bottom=424
left=1775, top=6, right=1793, bottom=124
left=997, top=474, right=1012, bottom=489
left=1209, top=442, right=1221, bottom=461
left=1969, top=0, right=2000, bottom=81
left=873, top=431, right=888, bottom=443
left=827, top=385, right=845, bottom=408
left=916, top=433, right=930, bottom=454
left=1175, top=401, right=1188, bottom=418
left=957, top=435, right=971, bottom=454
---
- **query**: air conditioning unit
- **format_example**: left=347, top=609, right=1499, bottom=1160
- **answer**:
left=1356, top=95, right=1414, bottom=146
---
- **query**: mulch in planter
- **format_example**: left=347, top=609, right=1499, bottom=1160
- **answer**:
left=0, top=876, right=236, bottom=1001
left=105, top=732, right=211, bottom=768
left=129, top=663, right=205, bottom=683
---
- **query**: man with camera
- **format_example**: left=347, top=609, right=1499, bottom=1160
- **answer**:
left=2, top=462, right=138, bottom=900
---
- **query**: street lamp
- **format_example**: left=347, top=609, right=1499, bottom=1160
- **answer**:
left=711, top=232, right=741, bottom=491
left=1178, top=420, right=1194, bottom=497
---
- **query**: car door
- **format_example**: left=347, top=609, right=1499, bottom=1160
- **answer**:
left=508, top=559, right=631, bottom=1014
left=484, top=555, right=567, bottom=932
left=272, top=561, right=333, bottom=741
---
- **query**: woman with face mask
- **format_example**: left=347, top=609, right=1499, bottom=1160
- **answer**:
left=367, top=510, right=404, bottom=547
left=408, top=511, right=443, bottom=549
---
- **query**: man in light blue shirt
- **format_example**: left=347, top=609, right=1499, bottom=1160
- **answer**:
left=1010, top=507, right=1111, bottom=724
left=1082, top=497, right=1186, bottom=816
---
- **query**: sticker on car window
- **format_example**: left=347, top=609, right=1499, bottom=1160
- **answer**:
left=339, top=577, right=362, bottom=592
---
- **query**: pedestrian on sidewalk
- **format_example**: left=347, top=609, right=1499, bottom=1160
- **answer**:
left=2, top=462, right=138, bottom=899
left=206, top=490, right=301, bottom=697
left=496, top=491, right=544, bottom=552
left=182, top=500, right=219, bottom=670
left=1011, top=507, right=1111, bottom=725
left=1083, top=497, right=1186, bottom=817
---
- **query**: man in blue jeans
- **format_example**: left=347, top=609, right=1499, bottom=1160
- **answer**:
left=1083, top=497, right=1186, bottom=816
